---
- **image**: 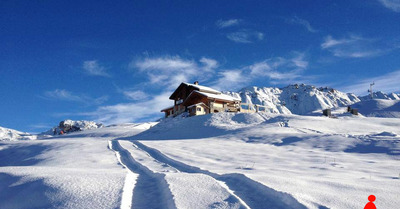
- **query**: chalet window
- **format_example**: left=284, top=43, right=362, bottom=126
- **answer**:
left=197, top=107, right=201, bottom=111
left=176, top=99, right=183, bottom=105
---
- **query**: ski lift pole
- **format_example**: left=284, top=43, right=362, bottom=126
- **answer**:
left=369, top=82, right=375, bottom=99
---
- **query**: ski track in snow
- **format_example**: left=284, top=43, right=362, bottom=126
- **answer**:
left=109, top=140, right=176, bottom=209
left=111, top=140, right=248, bottom=209
left=129, top=140, right=308, bottom=209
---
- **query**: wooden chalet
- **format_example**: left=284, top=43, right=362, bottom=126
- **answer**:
left=161, top=81, right=241, bottom=117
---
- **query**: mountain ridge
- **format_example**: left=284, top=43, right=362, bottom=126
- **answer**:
left=225, top=84, right=362, bottom=115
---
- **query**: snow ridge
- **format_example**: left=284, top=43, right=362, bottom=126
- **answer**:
left=43, top=119, right=104, bottom=135
left=226, top=84, right=360, bottom=115
left=359, top=91, right=400, bottom=101
left=0, top=126, right=37, bottom=141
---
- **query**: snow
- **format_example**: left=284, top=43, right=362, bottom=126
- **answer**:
left=0, top=123, right=153, bottom=209
left=182, top=82, right=222, bottom=94
left=0, top=126, right=37, bottom=141
left=359, top=91, right=400, bottom=101
left=135, top=113, right=400, bottom=209
left=161, top=105, right=174, bottom=111
left=42, top=119, right=104, bottom=135
left=191, top=90, right=241, bottom=102
left=1, top=97, right=400, bottom=208
left=187, top=102, right=208, bottom=108
left=351, top=99, right=400, bottom=118
left=226, top=86, right=291, bottom=114
left=225, top=84, right=360, bottom=115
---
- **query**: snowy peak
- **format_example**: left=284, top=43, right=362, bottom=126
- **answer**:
left=225, top=86, right=291, bottom=114
left=0, top=126, right=37, bottom=141
left=279, top=84, right=360, bottom=114
left=229, top=84, right=360, bottom=115
left=43, top=120, right=104, bottom=135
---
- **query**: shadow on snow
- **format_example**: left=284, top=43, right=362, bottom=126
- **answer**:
left=0, top=173, right=60, bottom=209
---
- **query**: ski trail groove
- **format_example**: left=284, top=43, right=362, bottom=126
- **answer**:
left=119, top=140, right=248, bottom=209
left=132, top=140, right=308, bottom=209
left=109, top=140, right=176, bottom=209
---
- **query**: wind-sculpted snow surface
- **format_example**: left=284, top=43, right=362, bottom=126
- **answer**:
left=111, top=140, right=252, bottom=209
left=0, top=123, right=154, bottom=209
left=0, top=139, right=127, bottom=209
left=1, top=113, right=400, bottom=208
left=135, top=112, right=400, bottom=209
left=131, top=140, right=308, bottom=209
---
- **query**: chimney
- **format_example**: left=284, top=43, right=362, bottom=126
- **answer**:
left=194, top=81, right=199, bottom=85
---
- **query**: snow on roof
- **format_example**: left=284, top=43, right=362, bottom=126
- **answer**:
left=182, top=82, right=221, bottom=94
left=193, top=90, right=241, bottom=102
left=160, top=105, right=174, bottom=112
left=187, top=102, right=209, bottom=109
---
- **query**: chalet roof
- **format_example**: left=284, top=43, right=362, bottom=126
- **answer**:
left=160, top=105, right=174, bottom=112
left=169, top=82, right=221, bottom=100
left=188, top=90, right=241, bottom=102
left=187, top=102, right=209, bottom=109
left=182, top=82, right=221, bottom=94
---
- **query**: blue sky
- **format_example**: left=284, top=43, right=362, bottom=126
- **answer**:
left=1, top=0, right=400, bottom=132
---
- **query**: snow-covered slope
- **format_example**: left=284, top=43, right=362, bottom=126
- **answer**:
left=226, top=84, right=360, bottom=115
left=359, top=91, right=400, bottom=101
left=0, top=126, right=37, bottom=141
left=0, top=123, right=155, bottom=209
left=1, top=114, right=400, bottom=208
left=134, top=112, right=400, bottom=208
left=351, top=99, right=400, bottom=118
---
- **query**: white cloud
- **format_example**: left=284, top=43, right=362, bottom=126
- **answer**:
left=321, top=35, right=362, bottom=49
left=123, top=90, right=148, bottom=101
left=83, top=60, right=110, bottom=77
left=287, top=16, right=317, bottom=33
left=216, top=19, right=241, bottom=28
left=340, top=70, right=400, bottom=95
left=249, top=61, right=272, bottom=77
left=226, top=30, right=264, bottom=43
left=82, top=92, right=172, bottom=125
left=134, top=56, right=195, bottom=71
left=249, top=53, right=308, bottom=79
left=211, top=70, right=250, bottom=90
left=321, top=35, right=388, bottom=58
left=378, top=0, right=400, bottom=12
left=290, top=52, right=309, bottom=69
left=212, top=52, right=309, bottom=90
left=131, top=56, right=218, bottom=89
left=42, top=89, right=108, bottom=105
left=200, top=57, right=219, bottom=71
